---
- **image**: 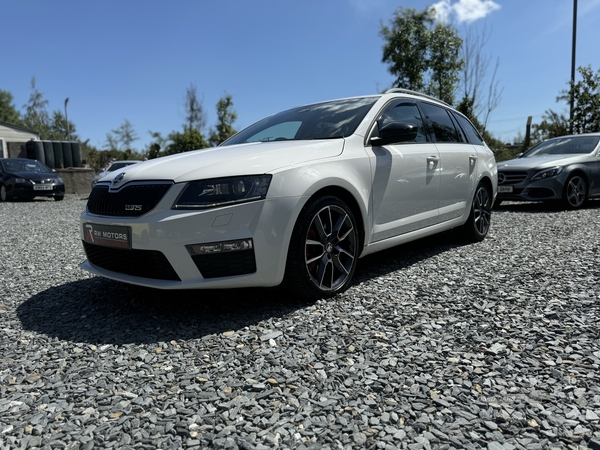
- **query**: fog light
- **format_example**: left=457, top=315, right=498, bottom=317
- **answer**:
left=186, top=238, right=253, bottom=256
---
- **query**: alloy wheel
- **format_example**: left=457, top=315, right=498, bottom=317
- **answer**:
left=304, top=204, right=357, bottom=292
left=566, top=175, right=586, bottom=208
left=473, top=184, right=491, bottom=237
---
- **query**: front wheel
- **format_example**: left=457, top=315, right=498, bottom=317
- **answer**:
left=459, top=181, right=492, bottom=242
left=562, top=174, right=587, bottom=209
left=284, top=196, right=359, bottom=300
left=0, top=185, right=7, bottom=202
left=54, top=194, right=64, bottom=201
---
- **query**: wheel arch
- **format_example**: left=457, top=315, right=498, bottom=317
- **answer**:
left=478, top=175, right=494, bottom=199
left=564, top=168, right=589, bottom=187
left=300, top=185, right=366, bottom=252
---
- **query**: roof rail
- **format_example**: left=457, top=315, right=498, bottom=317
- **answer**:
left=384, top=88, right=451, bottom=107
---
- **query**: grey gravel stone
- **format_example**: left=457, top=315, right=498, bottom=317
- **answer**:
left=1, top=197, right=600, bottom=449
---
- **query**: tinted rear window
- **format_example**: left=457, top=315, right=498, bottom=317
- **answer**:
left=420, top=102, right=460, bottom=143
left=452, top=112, right=484, bottom=145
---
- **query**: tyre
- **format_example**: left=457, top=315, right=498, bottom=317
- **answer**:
left=459, top=181, right=492, bottom=242
left=54, top=194, right=65, bottom=201
left=284, top=196, right=359, bottom=300
left=0, top=185, right=6, bottom=202
left=562, top=174, right=587, bottom=209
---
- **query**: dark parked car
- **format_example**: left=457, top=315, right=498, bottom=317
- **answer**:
left=0, top=158, right=65, bottom=202
left=496, top=133, right=600, bottom=209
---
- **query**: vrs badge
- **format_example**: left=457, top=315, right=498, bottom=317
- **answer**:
left=83, top=223, right=131, bottom=249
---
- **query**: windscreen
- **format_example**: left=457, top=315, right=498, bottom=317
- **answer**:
left=523, top=136, right=600, bottom=157
left=1, top=160, right=48, bottom=173
left=222, top=97, right=379, bottom=146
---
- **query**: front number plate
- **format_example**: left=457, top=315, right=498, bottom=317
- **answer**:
left=33, top=185, right=53, bottom=191
left=498, top=186, right=513, bottom=193
left=83, top=223, right=131, bottom=249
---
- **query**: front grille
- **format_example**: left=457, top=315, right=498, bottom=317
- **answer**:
left=498, top=171, right=528, bottom=185
left=191, top=249, right=257, bottom=279
left=83, top=241, right=181, bottom=281
left=87, top=182, right=173, bottom=217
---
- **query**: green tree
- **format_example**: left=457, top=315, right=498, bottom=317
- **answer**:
left=528, top=65, right=600, bottom=146
left=380, top=7, right=463, bottom=104
left=560, top=65, right=600, bottom=134
left=0, top=90, right=21, bottom=124
left=531, top=110, right=569, bottom=143
left=427, top=24, right=463, bottom=104
left=46, top=110, right=79, bottom=141
left=104, top=119, right=139, bottom=152
left=209, top=94, right=238, bottom=146
left=185, top=83, right=207, bottom=133
left=163, top=126, right=208, bottom=156
left=19, top=78, right=77, bottom=140
left=22, top=77, right=51, bottom=137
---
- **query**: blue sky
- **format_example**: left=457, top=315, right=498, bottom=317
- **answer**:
left=2, top=0, right=599, bottom=150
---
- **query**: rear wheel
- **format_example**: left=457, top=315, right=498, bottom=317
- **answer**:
left=284, top=196, right=359, bottom=300
left=459, top=181, right=492, bottom=242
left=562, top=174, right=587, bottom=209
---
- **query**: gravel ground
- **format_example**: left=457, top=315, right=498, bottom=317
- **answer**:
left=1, top=195, right=600, bottom=450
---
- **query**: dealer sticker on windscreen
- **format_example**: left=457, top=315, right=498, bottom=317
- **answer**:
left=83, top=223, right=131, bottom=249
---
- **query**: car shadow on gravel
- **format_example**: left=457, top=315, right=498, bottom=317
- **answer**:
left=17, top=229, right=477, bottom=345
left=17, top=277, right=311, bottom=345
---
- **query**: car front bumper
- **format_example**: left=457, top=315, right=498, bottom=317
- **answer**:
left=10, top=183, right=65, bottom=199
left=80, top=185, right=300, bottom=289
left=496, top=176, right=565, bottom=202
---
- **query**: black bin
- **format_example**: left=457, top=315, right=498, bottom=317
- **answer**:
left=26, top=141, right=45, bottom=165
left=53, top=141, right=64, bottom=169
left=62, top=141, right=73, bottom=168
left=43, top=141, right=55, bottom=169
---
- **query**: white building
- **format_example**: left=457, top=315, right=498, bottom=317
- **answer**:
left=0, top=122, right=40, bottom=158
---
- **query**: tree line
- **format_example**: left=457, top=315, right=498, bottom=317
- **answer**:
left=2, top=5, right=599, bottom=167
left=0, top=79, right=237, bottom=170
left=381, top=6, right=600, bottom=160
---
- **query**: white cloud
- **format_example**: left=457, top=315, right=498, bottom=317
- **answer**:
left=430, top=0, right=453, bottom=23
left=431, top=0, right=501, bottom=24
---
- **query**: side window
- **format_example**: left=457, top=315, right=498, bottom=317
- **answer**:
left=452, top=112, right=484, bottom=145
left=376, top=101, right=427, bottom=142
left=420, top=102, right=460, bottom=143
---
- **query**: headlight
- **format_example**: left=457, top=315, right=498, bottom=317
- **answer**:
left=14, top=178, right=30, bottom=184
left=54, top=176, right=64, bottom=185
left=531, top=166, right=563, bottom=181
left=173, top=175, right=272, bottom=209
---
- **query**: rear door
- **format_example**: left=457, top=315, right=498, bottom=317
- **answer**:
left=419, top=102, right=475, bottom=222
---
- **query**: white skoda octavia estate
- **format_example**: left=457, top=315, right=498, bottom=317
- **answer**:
left=80, top=89, right=497, bottom=299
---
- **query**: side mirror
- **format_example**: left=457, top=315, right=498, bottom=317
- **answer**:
left=370, top=123, right=418, bottom=146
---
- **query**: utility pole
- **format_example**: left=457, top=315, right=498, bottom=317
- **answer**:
left=64, top=97, right=71, bottom=141
left=569, top=0, right=577, bottom=134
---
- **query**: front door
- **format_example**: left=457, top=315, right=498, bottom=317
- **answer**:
left=369, top=100, right=441, bottom=242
